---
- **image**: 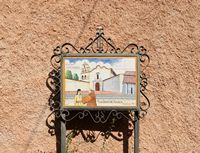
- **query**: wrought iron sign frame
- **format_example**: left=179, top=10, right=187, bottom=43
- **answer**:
left=49, top=27, right=150, bottom=153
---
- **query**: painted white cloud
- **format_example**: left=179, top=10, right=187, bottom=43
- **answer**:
left=65, top=58, right=136, bottom=79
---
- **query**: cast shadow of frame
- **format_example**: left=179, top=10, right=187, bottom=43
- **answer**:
left=65, top=112, right=134, bottom=153
left=46, top=69, right=136, bottom=153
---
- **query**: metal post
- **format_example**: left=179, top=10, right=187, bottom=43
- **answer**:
left=123, top=117, right=129, bottom=153
left=61, top=120, right=66, bottom=153
left=134, top=111, right=139, bottom=153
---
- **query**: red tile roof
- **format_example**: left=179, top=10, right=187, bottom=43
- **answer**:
left=123, top=71, right=136, bottom=84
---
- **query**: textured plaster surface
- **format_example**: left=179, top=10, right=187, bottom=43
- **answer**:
left=0, top=0, right=200, bottom=153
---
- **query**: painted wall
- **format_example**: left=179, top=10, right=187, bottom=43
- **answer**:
left=103, top=74, right=124, bottom=93
left=65, top=79, right=90, bottom=91
left=1, top=1, right=199, bottom=153
left=122, top=83, right=136, bottom=95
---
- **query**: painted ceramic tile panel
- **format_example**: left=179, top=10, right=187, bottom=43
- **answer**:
left=62, top=57, right=138, bottom=108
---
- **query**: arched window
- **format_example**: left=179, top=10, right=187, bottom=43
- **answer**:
left=96, top=72, right=100, bottom=79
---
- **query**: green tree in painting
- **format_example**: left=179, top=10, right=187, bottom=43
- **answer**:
left=73, top=73, right=79, bottom=80
left=66, top=70, right=72, bottom=79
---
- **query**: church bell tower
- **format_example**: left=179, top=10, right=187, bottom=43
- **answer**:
left=81, top=62, right=90, bottom=81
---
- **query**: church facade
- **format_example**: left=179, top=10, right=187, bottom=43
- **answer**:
left=66, top=62, right=136, bottom=96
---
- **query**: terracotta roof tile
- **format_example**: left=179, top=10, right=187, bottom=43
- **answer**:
left=123, top=71, right=136, bottom=84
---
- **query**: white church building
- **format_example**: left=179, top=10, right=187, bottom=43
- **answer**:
left=66, top=62, right=136, bottom=95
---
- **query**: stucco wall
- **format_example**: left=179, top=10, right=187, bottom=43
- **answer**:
left=0, top=0, right=199, bottom=153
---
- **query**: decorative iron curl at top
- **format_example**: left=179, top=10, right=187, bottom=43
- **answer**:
left=51, top=26, right=140, bottom=55
left=50, top=26, right=146, bottom=69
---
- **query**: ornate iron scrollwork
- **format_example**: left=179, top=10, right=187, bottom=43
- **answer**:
left=47, top=27, right=150, bottom=141
left=60, top=110, right=134, bottom=123
left=139, top=46, right=150, bottom=118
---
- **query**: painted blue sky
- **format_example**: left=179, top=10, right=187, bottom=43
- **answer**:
left=66, top=58, right=120, bottom=64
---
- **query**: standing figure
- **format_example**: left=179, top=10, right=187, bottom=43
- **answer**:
left=74, top=89, right=84, bottom=106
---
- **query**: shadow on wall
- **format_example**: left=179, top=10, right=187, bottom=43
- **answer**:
left=46, top=68, right=135, bottom=153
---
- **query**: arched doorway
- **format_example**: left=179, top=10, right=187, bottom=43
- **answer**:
left=95, top=82, right=100, bottom=91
